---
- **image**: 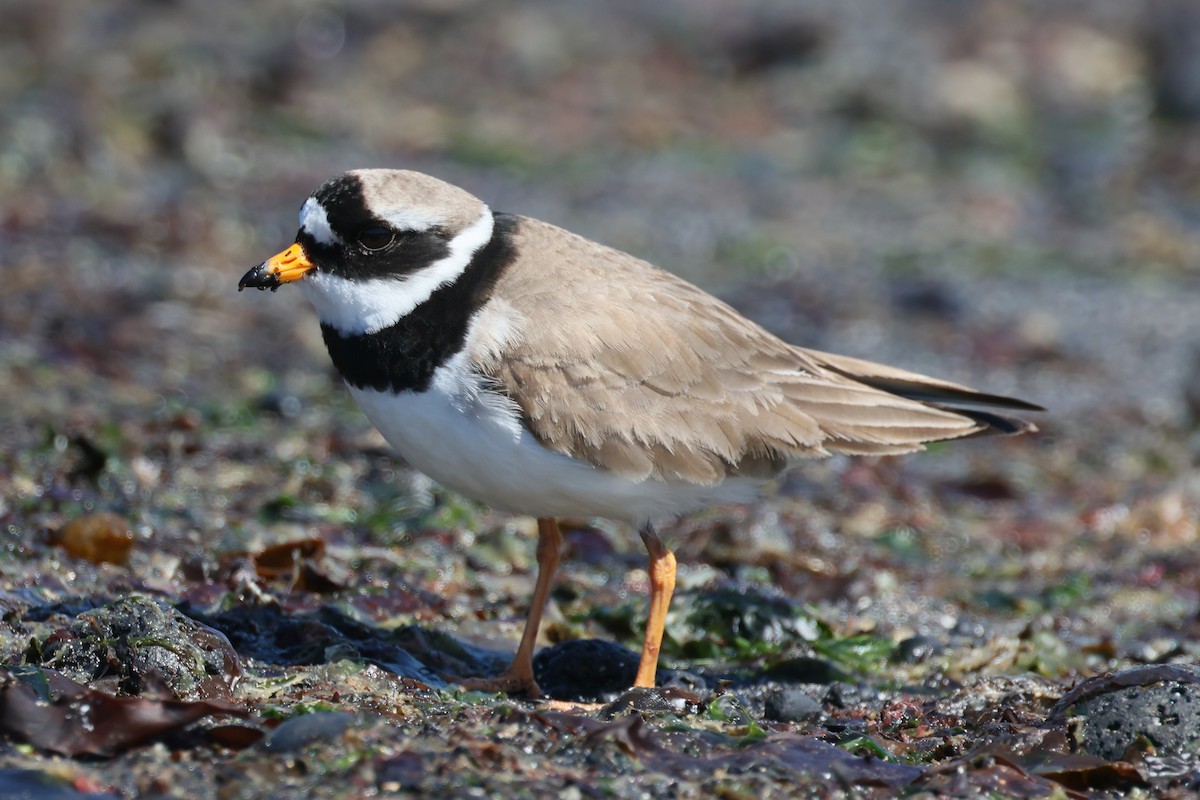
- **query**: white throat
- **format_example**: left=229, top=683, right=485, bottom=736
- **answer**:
left=300, top=206, right=495, bottom=335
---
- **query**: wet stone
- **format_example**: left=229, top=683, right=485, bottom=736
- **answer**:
left=256, top=391, right=303, bottom=418
left=601, top=686, right=705, bottom=719
left=186, top=604, right=444, bottom=686
left=263, top=711, right=356, bottom=754
left=764, top=687, right=823, bottom=723
left=24, top=599, right=107, bottom=622
left=684, top=586, right=815, bottom=650
left=36, top=596, right=241, bottom=700
left=1076, top=681, right=1200, bottom=761
left=707, top=692, right=756, bottom=725
left=0, top=767, right=113, bottom=800
left=660, top=668, right=710, bottom=695
left=823, top=682, right=883, bottom=711
left=534, top=639, right=640, bottom=702
left=891, top=635, right=944, bottom=664
left=759, top=655, right=841, bottom=684
left=890, top=278, right=962, bottom=320
left=376, top=751, right=426, bottom=793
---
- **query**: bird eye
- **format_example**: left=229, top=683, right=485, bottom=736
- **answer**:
left=356, top=225, right=395, bottom=252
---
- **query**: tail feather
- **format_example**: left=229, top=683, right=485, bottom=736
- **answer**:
left=954, top=408, right=1038, bottom=436
left=803, top=348, right=1042, bottom=436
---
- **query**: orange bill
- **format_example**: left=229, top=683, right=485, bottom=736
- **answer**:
left=238, top=242, right=314, bottom=291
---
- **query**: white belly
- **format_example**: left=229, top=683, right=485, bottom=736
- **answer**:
left=347, top=364, right=760, bottom=524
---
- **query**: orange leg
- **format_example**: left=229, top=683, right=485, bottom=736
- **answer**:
left=633, top=526, right=677, bottom=689
left=461, top=517, right=562, bottom=698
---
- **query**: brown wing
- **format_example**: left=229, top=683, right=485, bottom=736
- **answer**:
left=477, top=217, right=1035, bottom=486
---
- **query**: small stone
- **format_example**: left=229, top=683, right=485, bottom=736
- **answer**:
left=0, top=766, right=112, bottom=800
left=37, top=596, right=242, bottom=700
left=257, top=392, right=303, bottom=419
left=764, top=687, right=823, bottom=723
left=892, top=635, right=944, bottom=664
left=600, top=686, right=704, bottom=719
left=534, top=639, right=640, bottom=702
left=263, top=712, right=355, bottom=753
left=1076, top=682, right=1200, bottom=761
left=823, top=683, right=882, bottom=710
left=760, top=656, right=841, bottom=684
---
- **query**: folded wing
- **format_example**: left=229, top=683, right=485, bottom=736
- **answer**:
left=478, top=217, right=1039, bottom=486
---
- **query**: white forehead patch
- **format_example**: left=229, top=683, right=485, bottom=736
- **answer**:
left=300, top=206, right=495, bottom=335
left=373, top=204, right=439, bottom=233
left=299, top=197, right=341, bottom=246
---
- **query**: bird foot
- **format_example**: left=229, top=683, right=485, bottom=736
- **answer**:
left=460, top=669, right=544, bottom=699
left=540, top=699, right=605, bottom=712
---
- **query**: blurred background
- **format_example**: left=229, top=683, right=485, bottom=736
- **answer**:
left=2, top=0, right=1199, bottom=597
left=4, top=0, right=1200, bottom=415
left=4, top=4, right=1200, bottom=788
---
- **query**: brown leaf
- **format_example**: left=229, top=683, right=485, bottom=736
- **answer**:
left=0, top=668, right=248, bottom=757
left=53, top=512, right=135, bottom=565
left=205, top=724, right=265, bottom=749
left=252, top=538, right=326, bottom=577
left=220, top=538, right=348, bottom=592
left=1021, top=749, right=1148, bottom=791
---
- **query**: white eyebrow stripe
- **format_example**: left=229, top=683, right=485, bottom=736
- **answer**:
left=299, top=197, right=341, bottom=246
left=373, top=205, right=439, bottom=232
left=299, top=206, right=495, bottom=335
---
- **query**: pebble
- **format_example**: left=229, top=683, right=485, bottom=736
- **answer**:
left=263, top=712, right=356, bottom=754
left=763, top=687, right=823, bottom=723
left=534, top=639, right=641, bottom=702
left=1076, top=681, right=1200, bottom=760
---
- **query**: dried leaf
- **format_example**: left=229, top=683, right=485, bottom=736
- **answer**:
left=252, top=538, right=326, bottom=577
left=0, top=668, right=248, bottom=757
left=53, top=512, right=135, bottom=565
left=220, top=538, right=347, bottom=592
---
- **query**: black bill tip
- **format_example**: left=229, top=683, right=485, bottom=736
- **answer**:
left=238, top=263, right=281, bottom=292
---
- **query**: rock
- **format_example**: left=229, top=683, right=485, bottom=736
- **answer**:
left=760, top=656, right=842, bottom=684
left=534, top=639, right=641, bottom=702
left=1076, top=681, right=1200, bottom=761
left=263, top=712, right=355, bottom=754
left=0, top=767, right=113, bottom=800
left=600, top=686, right=704, bottom=719
left=37, top=596, right=242, bottom=700
left=891, top=635, right=944, bottom=664
left=764, top=687, right=823, bottom=723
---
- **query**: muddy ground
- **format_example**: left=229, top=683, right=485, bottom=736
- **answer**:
left=2, top=1, right=1200, bottom=797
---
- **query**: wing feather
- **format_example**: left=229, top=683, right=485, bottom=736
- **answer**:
left=474, top=217, right=1036, bottom=485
